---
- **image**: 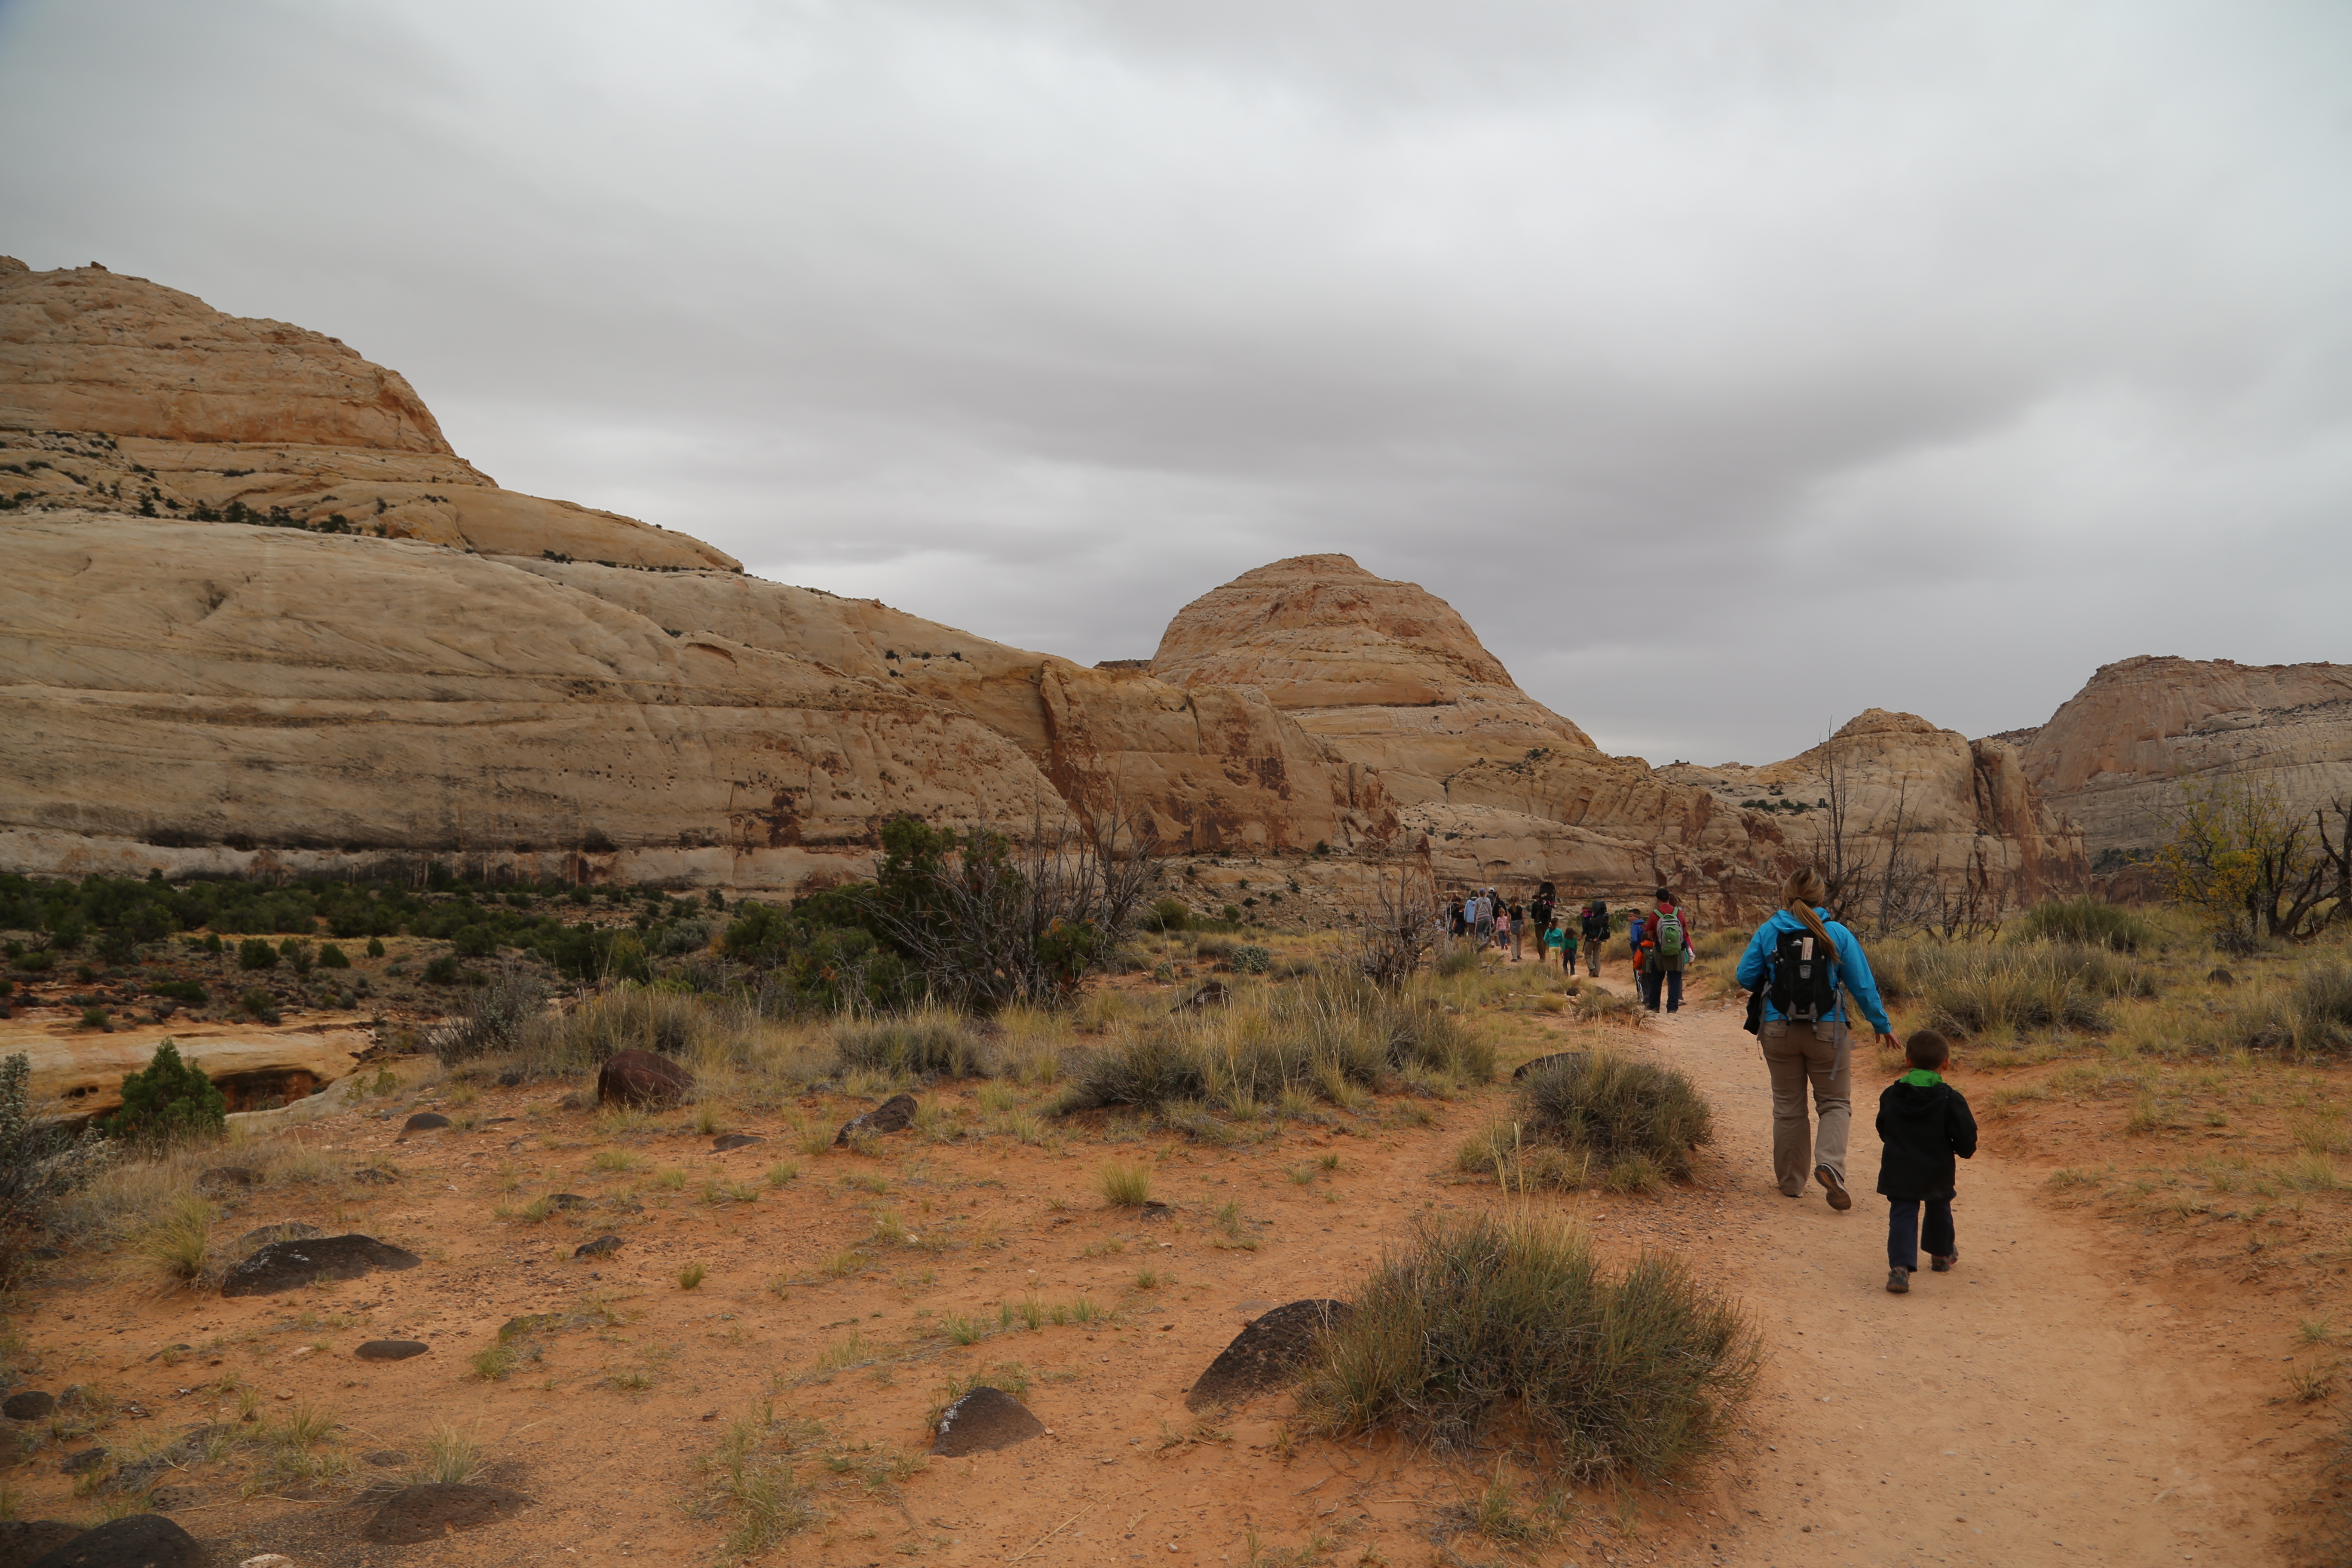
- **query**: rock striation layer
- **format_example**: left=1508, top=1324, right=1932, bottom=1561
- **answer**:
left=2015, top=657, right=2352, bottom=858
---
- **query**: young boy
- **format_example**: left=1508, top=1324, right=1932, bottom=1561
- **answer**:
left=1560, top=919, right=1580, bottom=974
left=1875, top=1030, right=1978, bottom=1295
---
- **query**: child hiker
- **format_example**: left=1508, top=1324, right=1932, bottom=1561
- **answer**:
left=1876, top=1029, right=1978, bottom=1295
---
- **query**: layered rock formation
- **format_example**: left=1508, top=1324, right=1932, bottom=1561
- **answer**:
left=1662, top=710, right=2086, bottom=912
left=1152, top=555, right=1802, bottom=911
left=3, top=259, right=2089, bottom=920
left=0, top=259, right=732, bottom=570
left=2015, top=657, right=2352, bottom=858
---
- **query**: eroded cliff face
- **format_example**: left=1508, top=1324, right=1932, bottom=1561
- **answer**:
left=1661, top=709, right=2086, bottom=910
left=0, top=259, right=734, bottom=571
left=1150, top=555, right=1801, bottom=913
left=2017, top=657, right=2352, bottom=858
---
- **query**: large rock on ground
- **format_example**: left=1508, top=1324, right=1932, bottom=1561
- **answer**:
left=360, top=1483, right=531, bottom=1545
left=930, top=1387, right=1045, bottom=1456
left=218, top=1234, right=420, bottom=1297
left=18, top=1513, right=202, bottom=1568
left=1185, top=1298, right=1352, bottom=1411
left=596, top=1050, right=692, bottom=1109
left=2014, top=656, right=2352, bottom=858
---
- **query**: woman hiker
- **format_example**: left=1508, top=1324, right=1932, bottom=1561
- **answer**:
left=1733, top=867, right=1900, bottom=1211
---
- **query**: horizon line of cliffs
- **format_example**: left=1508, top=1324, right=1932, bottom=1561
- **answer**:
left=5, top=258, right=2347, bottom=922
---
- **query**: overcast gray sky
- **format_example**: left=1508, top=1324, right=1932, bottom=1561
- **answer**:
left=4, top=0, right=2347, bottom=763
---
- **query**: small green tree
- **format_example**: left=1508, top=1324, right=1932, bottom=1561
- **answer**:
left=99, top=1040, right=226, bottom=1143
left=237, top=938, right=277, bottom=971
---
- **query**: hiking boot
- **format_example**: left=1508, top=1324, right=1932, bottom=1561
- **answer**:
left=1930, top=1250, right=1958, bottom=1273
left=1886, top=1268, right=1911, bottom=1295
left=1815, top=1165, right=1852, bottom=1212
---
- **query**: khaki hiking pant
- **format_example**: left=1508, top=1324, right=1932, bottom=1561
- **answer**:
left=1761, top=1019, right=1851, bottom=1195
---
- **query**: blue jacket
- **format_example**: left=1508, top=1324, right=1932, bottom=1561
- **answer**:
left=1733, top=908, right=1892, bottom=1034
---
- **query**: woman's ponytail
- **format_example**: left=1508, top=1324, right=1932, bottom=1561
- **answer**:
left=1781, top=867, right=1838, bottom=954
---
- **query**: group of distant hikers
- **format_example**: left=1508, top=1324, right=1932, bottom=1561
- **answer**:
left=1442, top=882, right=1690, bottom=1012
left=1442, top=867, right=1978, bottom=1295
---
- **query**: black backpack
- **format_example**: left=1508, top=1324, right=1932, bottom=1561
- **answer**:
left=1766, top=925, right=1841, bottom=1023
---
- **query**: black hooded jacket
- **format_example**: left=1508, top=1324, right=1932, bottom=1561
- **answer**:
left=1874, top=1076, right=1979, bottom=1202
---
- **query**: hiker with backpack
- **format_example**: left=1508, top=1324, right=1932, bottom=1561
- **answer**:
left=1642, top=888, right=1694, bottom=1013
left=1581, top=902, right=1610, bottom=977
left=1734, top=867, right=1900, bottom=1211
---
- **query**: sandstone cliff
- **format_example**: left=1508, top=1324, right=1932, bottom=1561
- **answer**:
left=1152, top=555, right=1801, bottom=912
left=0, top=259, right=734, bottom=571
left=1662, top=709, right=2086, bottom=914
left=2017, top=657, right=2352, bottom=858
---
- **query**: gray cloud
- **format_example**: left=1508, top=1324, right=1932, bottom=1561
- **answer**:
left=4, top=0, right=2347, bottom=762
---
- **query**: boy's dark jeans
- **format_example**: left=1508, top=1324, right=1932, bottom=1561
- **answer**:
left=1886, top=1197, right=1954, bottom=1271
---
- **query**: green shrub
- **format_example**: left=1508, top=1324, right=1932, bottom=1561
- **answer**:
left=99, top=1040, right=227, bottom=1143
left=237, top=938, right=277, bottom=971
left=238, top=988, right=280, bottom=1024
left=203, top=934, right=224, bottom=954
left=452, top=926, right=496, bottom=959
left=1513, top=1054, right=1712, bottom=1181
left=432, top=969, right=547, bottom=1064
left=148, top=980, right=207, bottom=1004
left=2010, top=897, right=2155, bottom=953
left=365, top=937, right=386, bottom=959
left=1099, top=1160, right=1153, bottom=1207
left=78, top=1007, right=111, bottom=1032
left=423, top=955, right=461, bottom=985
left=1138, top=897, right=1191, bottom=934
left=1298, top=1211, right=1758, bottom=1479
left=317, top=943, right=350, bottom=969
left=1231, top=944, right=1272, bottom=975
left=0, top=1054, right=104, bottom=1280
left=833, top=1009, right=989, bottom=1079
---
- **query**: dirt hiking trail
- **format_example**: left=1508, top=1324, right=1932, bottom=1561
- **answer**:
left=1613, top=983, right=2285, bottom=1567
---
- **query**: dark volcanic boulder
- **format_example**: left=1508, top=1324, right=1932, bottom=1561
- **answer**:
left=1185, top=1298, right=1352, bottom=1412
left=1511, top=1051, right=1590, bottom=1082
left=355, top=1340, right=429, bottom=1363
left=21, top=1513, right=204, bottom=1567
left=573, top=1234, right=622, bottom=1259
left=219, top=1234, right=422, bottom=1298
left=361, top=1482, right=532, bottom=1545
left=833, top=1094, right=916, bottom=1145
left=3, top=1390, right=55, bottom=1421
left=0, top=1520, right=81, bottom=1565
left=597, top=1049, right=692, bottom=1109
left=401, top=1111, right=452, bottom=1133
left=930, top=1387, right=1046, bottom=1456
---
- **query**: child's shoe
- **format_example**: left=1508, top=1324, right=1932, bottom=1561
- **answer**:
left=1930, top=1250, right=1958, bottom=1273
left=1885, top=1268, right=1911, bottom=1294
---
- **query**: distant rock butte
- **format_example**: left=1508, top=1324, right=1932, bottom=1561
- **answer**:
left=1662, top=709, right=2086, bottom=906
left=2017, top=656, right=2352, bottom=857
left=0, top=260, right=734, bottom=571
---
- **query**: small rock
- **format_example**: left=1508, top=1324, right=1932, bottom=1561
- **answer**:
left=360, top=1483, right=531, bottom=1545
left=0, top=1522, right=81, bottom=1564
left=833, top=1094, right=917, bottom=1145
left=400, top=1112, right=452, bottom=1134
left=710, top=1134, right=764, bottom=1152
left=496, top=1071, right=524, bottom=1088
left=235, top=1222, right=324, bottom=1252
left=354, top=1341, right=428, bottom=1363
left=930, top=1387, right=1046, bottom=1457
left=1185, top=1298, right=1352, bottom=1411
left=545, top=1194, right=589, bottom=1210
left=573, top=1234, right=622, bottom=1259
left=58, top=1449, right=107, bottom=1476
left=362, top=1450, right=409, bottom=1467
left=147, top=1487, right=202, bottom=1512
left=18, top=1512, right=204, bottom=1567
left=3, top=1390, right=55, bottom=1420
left=219, top=1235, right=423, bottom=1298
left=2208, top=967, right=2237, bottom=986
left=596, top=1050, right=692, bottom=1109
left=196, top=1167, right=261, bottom=1194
